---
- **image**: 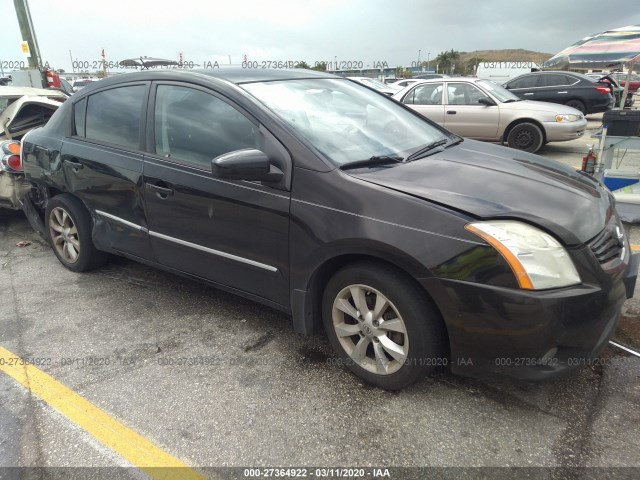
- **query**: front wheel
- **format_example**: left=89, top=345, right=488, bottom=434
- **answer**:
left=506, top=122, right=544, bottom=153
left=45, top=194, right=108, bottom=272
left=322, top=262, right=447, bottom=390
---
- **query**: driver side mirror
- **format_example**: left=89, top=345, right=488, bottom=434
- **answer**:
left=478, top=97, right=496, bottom=106
left=211, top=149, right=283, bottom=182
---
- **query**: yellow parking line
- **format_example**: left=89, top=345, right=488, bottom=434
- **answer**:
left=632, top=244, right=640, bottom=251
left=0, top=347, right=206, bottom=480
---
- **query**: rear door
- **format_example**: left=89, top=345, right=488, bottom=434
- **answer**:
left=535, top=73, right=576, bottom=103
left=142, top=82, right=291, bottom=307
left=60, top=82, right=154, bottom=260
left=400, top=82, right=445, bottom=124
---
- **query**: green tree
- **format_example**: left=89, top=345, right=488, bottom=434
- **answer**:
left=435, top=49, right=461, bottom=74
left=311, top=61, right=327, bottom=72
left=463, top=56, right=486, bottom=75
left=294, top=61, right=310, bottom=69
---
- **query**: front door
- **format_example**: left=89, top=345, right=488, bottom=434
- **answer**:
left=142, top=83, right=291, bottom=307
left=443, top=82, right=500, bottom=140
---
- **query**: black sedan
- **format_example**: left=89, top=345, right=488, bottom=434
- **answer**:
left=503, top=70, right=614, bottom=115
left=17, top=68, right=638, bottom=389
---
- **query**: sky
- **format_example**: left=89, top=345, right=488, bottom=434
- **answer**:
left=2, top=0, right=640, bottom=73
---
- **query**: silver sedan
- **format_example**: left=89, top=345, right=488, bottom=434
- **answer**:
left=392, top=77, right=587, bottom=153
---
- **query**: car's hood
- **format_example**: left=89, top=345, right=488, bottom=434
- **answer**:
left=501, top=100, right=584, bottom=116
left=346, top=139, right=610, bottom=245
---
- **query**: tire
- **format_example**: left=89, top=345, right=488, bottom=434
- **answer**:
left=45, top=194, right=108, bottom=272
left=322, top=262, right=447, bottom=390
left=564, top=99, right=586, bottom=115
left=506, top=122, right=544, bottom=153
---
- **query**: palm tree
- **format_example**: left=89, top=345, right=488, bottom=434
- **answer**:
left=435, top=49, right=461, bottom=74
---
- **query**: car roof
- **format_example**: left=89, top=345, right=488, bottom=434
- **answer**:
left=518, top=70, right=591, bottom=80
left=82, top=68, right=339, bottom=92
left=0, top=86, right=68, bottom=99
left=405, top=76, right=479, bottom=83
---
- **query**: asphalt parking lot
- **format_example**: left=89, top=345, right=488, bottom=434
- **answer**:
left=1, top=114, right=639, bottom=479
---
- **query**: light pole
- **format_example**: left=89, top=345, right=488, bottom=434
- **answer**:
left=427, top=52, right=431, bottom=73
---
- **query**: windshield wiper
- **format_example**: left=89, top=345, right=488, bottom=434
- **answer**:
left=406, top=139, right=448, bottom=162
left=340, top=155, right=404, bottom=170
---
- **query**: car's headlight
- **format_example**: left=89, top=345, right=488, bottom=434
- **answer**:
left=465, top=221, right=580, bottom=290
left=555, top=114, right=581, bottom=122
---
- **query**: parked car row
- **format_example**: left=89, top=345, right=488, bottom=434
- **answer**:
left=391, top=77, right=587, bottom=153
left=7, top=68, right=636, bottom=390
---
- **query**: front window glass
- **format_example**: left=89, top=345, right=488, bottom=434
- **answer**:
left=446, top=83, right=486, bottom=105
left=508, top=75, right=538, bottom=89
left=153, top=85, right=259, bottom=168
left=242, top=78, right=447, bottom=166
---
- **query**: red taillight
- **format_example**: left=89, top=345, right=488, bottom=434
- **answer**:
left=6, top=154, right=22, bottom=170
left=595, top=86, right=611, bottom=94
left=1, top=140, right=23, bottom=171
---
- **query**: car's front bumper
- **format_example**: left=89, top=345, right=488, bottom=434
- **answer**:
left=544, top=119, right=587, bottom=142
left=0, top=171, right=29, bottom=210
left=422, top=251, right=638, bottom=381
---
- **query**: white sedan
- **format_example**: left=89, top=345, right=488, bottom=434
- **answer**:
left=346, top=77, right=400, bottom=96
left=392, top=77, right=587, bottom=153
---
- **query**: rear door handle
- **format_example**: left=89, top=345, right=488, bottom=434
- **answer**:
left=145, top=183, right=174, bottom=197
left=446, top=110, right=457, bottom=114
left=524, top=93, right=534, bottom=96
left=64, top=159, right=83, bottom=169
left=557, top=91, right=568, bottom=94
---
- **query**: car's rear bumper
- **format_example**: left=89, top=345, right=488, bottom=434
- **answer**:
left=422, top=252, right=638, bottom=381
left=0, top=172, right=29, bottom=210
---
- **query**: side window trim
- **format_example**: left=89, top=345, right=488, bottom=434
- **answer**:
left=72, top=97, right=87, bottom=137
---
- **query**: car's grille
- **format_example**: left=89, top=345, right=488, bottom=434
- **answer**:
left=589, top=218, right=625, bottom=265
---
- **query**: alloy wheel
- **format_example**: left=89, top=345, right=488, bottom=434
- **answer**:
left=331, top=284, right=409, bottom=375
left=49, top=207, right=80, bottom=264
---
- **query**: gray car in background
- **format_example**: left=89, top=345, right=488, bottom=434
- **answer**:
left=392, top=77, right=587, bottom=153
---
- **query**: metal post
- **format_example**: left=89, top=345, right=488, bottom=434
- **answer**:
left=69, top=50, right=74, bottom=73
left=13, top=0, right=41, bottom=69
left=620, top=62, right=634, bottom=109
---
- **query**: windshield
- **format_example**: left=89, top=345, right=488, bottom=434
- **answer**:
left=356, top=78, right=391, bottom=90
left=477, top=79, right=521, bottom=103
left=242, top=78, right=448, bottom=166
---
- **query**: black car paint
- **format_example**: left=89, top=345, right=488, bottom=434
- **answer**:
left=20, top=68, right=635, bottom=381
left=504, top=71, right=613, bottom=114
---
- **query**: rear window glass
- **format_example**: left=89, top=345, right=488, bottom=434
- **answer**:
left=85, top=85, right=145, bottom=149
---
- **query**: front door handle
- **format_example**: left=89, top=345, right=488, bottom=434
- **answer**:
left=524, top=93, right=534, bottom=96
left=557, top=91, right=568, bottom=94
left=446, top=110, right=457, bottom=114
left=145, top=183, right=174, bottom=198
